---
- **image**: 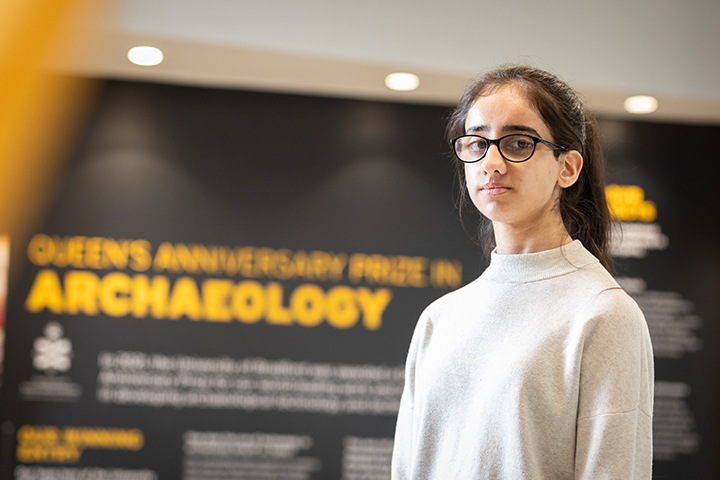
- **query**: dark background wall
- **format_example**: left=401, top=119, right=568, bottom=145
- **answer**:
left=0, top=80, right=717, bottom=479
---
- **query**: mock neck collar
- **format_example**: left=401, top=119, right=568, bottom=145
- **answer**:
left=483, top=240, right=598, bottom=284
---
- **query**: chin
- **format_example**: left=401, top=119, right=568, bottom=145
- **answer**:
left=473, top=201, right=503, bottom=221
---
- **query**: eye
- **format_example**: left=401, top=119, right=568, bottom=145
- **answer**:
left=464, top=136, right=488, bottom=153
left=502, top=135, right=535, bottom=154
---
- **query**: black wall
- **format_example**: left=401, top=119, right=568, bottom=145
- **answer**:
left=1, top=80, right=717, bottom=479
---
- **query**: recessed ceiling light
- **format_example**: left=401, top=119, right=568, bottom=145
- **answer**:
left=385, top=72, right=420, bottom=92
left=127, top=46, right=164, bottom=66
left=623, top=95, right=658, bottom=114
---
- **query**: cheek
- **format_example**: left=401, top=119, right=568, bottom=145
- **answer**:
left=463, top=164, right=487, bottom=211
left=463, top=164, right=478, bottom=190
left=527, top=164, right=563, bottom=201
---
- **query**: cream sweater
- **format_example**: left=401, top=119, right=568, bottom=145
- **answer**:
left=392, top=241, right=654, bottom=479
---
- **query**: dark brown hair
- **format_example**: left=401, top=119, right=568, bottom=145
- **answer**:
left=446, top=64, right=613, bottom=270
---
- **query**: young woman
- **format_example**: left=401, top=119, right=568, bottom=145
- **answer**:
left=391, top=65, right=654, bottom=479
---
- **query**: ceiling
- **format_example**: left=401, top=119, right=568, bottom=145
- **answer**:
left=44, top=0, right=720, bottom=124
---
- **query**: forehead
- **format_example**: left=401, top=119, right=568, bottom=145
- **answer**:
left=464, top=84, right=551, bottom=138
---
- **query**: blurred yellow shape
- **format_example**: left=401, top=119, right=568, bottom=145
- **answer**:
left=0, top=0, right=98, bottom=286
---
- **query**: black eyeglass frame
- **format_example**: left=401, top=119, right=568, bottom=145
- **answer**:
left=450, top=133, right=567, bottom=164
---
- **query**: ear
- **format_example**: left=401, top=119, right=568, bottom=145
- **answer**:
left=557, top=150, right=583, bottom=188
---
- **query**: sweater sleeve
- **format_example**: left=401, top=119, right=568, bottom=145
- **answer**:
left=574, top=288, right=654, bottom=479
left=391, top=308, right=430, bottom=480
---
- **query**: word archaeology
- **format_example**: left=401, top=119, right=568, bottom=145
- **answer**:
left=23, top=234, right=464, bottom=330
left=25, top=270, right=393, bottom=331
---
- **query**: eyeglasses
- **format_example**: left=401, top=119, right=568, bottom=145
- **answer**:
left=451, top=134, right=567, bottom=163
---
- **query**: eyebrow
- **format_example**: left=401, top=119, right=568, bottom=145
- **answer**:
left=466, top=124, right=542, bottom=138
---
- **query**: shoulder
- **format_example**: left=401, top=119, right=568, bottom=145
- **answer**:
left=404, top=276, right=486, bottom=347
left=591, top=285, right=643, bottom=313
left=569, top=282, right=651, bottom=366
left=588, top=286, right=647, bottom=332
left=556, top=247, right=638, bottom=313
left=420, top=275, right=484, bottom=319
left=549, top=252, right=649, bottom=342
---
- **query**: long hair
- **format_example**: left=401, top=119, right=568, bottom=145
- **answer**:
left=446, top=64, right=613, bottom=271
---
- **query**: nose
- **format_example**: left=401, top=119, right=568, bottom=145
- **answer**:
left=480, top=144, right=507, bottom=175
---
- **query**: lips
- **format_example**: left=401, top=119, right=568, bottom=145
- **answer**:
left=480, top=182, right=510, bottom=196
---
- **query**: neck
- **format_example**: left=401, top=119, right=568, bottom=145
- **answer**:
left=493, top=216, right=573, bottom=255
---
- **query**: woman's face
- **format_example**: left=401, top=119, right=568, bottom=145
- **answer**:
left=463, top=84, right=575, bottom=234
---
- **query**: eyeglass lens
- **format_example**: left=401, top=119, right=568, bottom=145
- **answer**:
left=454, top=134, right=537, bottom=162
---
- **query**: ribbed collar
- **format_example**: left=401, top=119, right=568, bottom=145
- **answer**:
left=482, top=240, right=598, bottom=284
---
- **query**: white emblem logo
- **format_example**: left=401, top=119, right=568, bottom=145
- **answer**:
left=32, top=321, right=73, bottom=373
